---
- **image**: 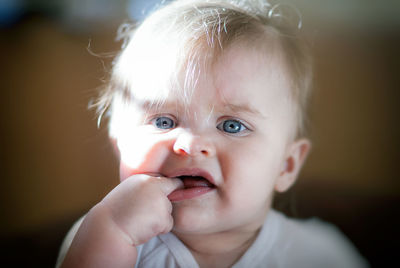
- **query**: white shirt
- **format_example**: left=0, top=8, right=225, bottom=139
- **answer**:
left=56, top=210, right=369, bottom=268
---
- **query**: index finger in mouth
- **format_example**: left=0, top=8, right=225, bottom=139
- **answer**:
left=155, top=176, right=184, bottom=195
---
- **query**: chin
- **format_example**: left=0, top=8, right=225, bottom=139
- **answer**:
left=171, top=204, right=217, bottom=234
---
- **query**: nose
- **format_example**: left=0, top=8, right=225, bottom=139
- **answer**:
left=173, top=130, right=216, bottom=157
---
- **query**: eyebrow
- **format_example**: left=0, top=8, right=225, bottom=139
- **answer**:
left=133, top=99, right=266, bottom=118
left=223, top=103, right=266, bottom=118
left=134, top=99, right=177, bottom=112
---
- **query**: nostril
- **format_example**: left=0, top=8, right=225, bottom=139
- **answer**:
left=178, top=148, right=188, bottom=156
left=173, top=134, right=214, bottom=157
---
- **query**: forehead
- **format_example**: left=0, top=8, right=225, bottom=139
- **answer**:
left=119, top=43, right=291, bottom=108
left=210, top=43, right=291, bottom=107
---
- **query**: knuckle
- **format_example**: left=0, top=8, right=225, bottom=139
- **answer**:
left=150, top=221, right=164, bottom=234
left=150, top=213, right=173, bottom=235
left=163, top=216, right=174, bottom=234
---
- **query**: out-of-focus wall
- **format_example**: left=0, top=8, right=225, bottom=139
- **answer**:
left=0, top=17, right=121, bottom=234
left=303, top=31, right=400, bottom=193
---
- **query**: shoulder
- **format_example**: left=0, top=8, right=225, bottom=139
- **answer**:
left=55, top=216, right=85, bottom=268
left=269, top=210, right=369, bottom=268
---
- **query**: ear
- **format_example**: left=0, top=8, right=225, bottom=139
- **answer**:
left=274, top=138, right=311, bottom=193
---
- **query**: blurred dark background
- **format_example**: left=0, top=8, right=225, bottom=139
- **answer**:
left=0, top=0, right=399, bottom=267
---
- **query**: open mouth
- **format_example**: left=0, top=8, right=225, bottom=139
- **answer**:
left=167, top=172, right=216, bottom=202
left=177, top=175, right=215, bottom=189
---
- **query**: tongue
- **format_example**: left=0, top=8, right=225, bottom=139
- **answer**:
left=180, top=176, right=213, bottom=188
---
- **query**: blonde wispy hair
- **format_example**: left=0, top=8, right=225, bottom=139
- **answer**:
left=94, top=0, right=313, bottom=138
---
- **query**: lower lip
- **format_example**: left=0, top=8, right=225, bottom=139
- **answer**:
left=168, top=187, right=214, bottom=202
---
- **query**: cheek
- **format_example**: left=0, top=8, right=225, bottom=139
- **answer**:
left=220, top=137, right=284, bottom=186
left=117, top=134, right=174, bottom=181
left=119, top=162, right=135, bottom=182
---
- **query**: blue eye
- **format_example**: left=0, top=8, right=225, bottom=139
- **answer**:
left=217, top=119, right=247, bottom=134
left=154, top=116, right=175, bottom=129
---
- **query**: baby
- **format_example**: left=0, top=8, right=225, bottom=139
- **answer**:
left=57, top=0, right=368, bottom=267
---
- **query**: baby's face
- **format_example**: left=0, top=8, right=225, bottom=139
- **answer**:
left=111, top=44, right=297, bottom=235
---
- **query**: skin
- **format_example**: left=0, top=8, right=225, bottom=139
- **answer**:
left=61, top=43, right=310, bottom=268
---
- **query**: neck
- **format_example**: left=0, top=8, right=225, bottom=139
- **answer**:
left=173, top=221, right=263, bottom=268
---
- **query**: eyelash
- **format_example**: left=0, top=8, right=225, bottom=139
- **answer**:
left=216, top=118, right=251, bottom=135
left=149, top=115, right=177, bottom=130
left=149, top=115, right=251, bottom=135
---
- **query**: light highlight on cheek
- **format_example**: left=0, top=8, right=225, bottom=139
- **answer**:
left=117, top=131, right=150, bottom=170
left=116, top=131, right=175, bottom=180
left=110, top=101, right=177, bottom=178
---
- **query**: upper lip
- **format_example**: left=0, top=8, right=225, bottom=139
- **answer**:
left=165, top=168, right=216, bottom=186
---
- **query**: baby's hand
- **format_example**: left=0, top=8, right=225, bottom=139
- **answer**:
left=99, top=174, right=183, bottom=246
left=60, top=175, right=183, bottom=268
